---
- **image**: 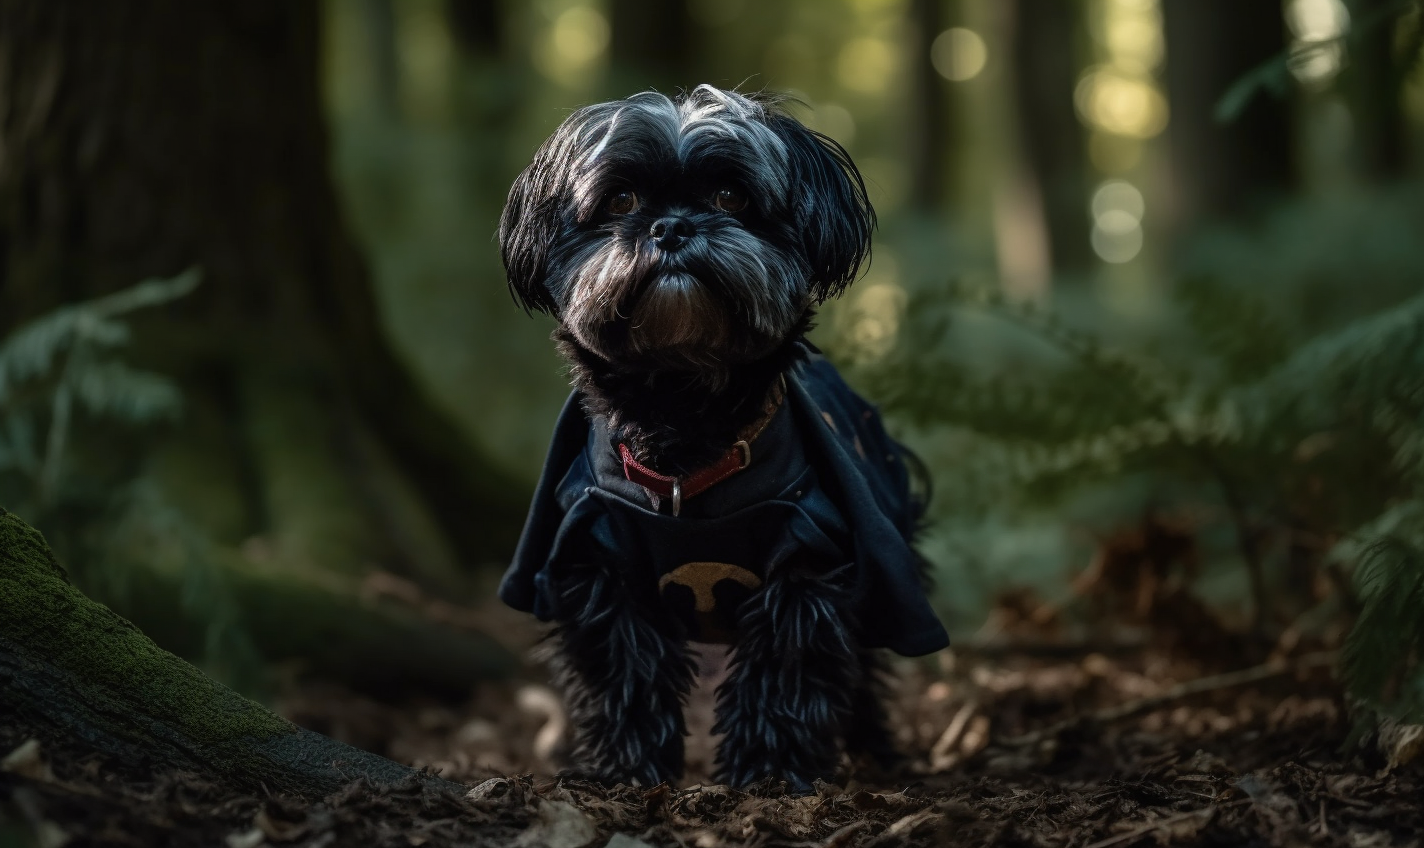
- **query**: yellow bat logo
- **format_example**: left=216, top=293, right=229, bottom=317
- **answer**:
left=658, top=562, right=763, bottom=643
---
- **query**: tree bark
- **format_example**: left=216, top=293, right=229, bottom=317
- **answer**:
left=1161, top=0, right=1294, bottom=233
left=1008, top=0, right=1093, bottom=276
left=908, top=0, right=953, bottom=213
left=0, top=1, right=527, bottom=585
left=0, top=508, right=457, bottom=797
left=1341, top=0, right=1406, bottom=183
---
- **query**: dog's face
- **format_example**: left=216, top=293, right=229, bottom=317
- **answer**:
left=499, top=86, right=875, bottom=373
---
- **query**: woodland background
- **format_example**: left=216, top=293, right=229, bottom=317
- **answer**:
left=2, top=0, right=1424, bottom=845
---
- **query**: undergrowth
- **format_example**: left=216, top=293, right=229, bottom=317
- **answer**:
left=856, top=272, right=1424, bottom=723
left=0, top=270, right=261, bottom=685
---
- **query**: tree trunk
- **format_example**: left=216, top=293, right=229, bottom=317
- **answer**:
left=0, top=509, right=456, bottom=797
left=1008, top=0, right=1093, bottom=277
left=0, top=1, right=527, bottom=588
left=608, top=0, right=695, bottom=95
left=908, top=0, right=953, bottom=213
left=359, top=0, right=402, bottom=119
left=1342, top=0, right=1406, bottom=183
left=1161, top=0, right=1293, bottom=233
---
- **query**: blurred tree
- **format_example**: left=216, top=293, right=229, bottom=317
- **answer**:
left=1341, top=0, right=1407, bottom=183
left=1161, top=0, right=1293, bottom=232
left=445, top=0, right=501, bottom=56
left=610, top=0, right=696, bottom=94
left=909, top=0, right=955, bottom=211
left=1008, top=0, right=1093, bottom=275
left=443, top=0, right=522, bottom=200
left=0, top=0, right=527, bottom=586
left=360, top=0, right=401, bottom=118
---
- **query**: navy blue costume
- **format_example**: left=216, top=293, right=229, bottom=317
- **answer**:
left=499, top=352, right=950, bottom=657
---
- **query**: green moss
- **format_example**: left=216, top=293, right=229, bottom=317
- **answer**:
left=0, top=507, right=294, bottom=750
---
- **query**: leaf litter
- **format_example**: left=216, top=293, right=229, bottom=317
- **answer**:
left=2, top=613, right=1422, bottom=847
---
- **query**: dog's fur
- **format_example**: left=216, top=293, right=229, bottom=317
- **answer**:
left=499, top=86, right=925, bottom=791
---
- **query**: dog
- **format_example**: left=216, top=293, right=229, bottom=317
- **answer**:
left=496, top=86, right=948, bottom=791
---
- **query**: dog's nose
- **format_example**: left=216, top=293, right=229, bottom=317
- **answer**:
left=649, top=217, right=695, bottom=251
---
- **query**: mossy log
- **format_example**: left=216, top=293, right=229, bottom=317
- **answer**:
left=0, top=509, right=458, bottom=797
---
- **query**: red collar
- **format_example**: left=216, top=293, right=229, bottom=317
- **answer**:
left=617, top=378, right=785, bottom=517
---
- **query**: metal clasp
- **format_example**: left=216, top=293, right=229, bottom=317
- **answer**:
left=734, top=439, right=751, bottom=469
left=671, top=478, right=682, bottom=517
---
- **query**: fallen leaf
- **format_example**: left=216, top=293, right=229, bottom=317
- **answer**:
left=1375, top=718, right=1424, bottom=770
left=1, top=739, right=55, bottom=783
left=467, top=776, right=528, bottom=806
left=225, top=827, right=266, bottom=848
left=255, top=808, right=308, bottom=842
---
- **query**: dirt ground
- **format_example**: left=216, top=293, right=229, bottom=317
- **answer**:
left=4, top=618, right=1421, bottom=848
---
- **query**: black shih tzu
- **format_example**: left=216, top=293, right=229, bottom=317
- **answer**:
left=497, top=85, right=948, bottom=792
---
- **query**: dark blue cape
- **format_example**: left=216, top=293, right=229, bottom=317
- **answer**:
left=498, top=353, right=950, bottom=657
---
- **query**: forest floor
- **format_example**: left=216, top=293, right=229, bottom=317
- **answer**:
left=3, top=604, right=1422, bottom=848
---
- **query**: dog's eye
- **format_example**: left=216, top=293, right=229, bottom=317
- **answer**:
left=713, top=188, right=747, bottom=213
left=605, top=191, right=640, bottom=215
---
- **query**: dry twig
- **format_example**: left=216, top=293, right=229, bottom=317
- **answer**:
left=1081, top=799, right=1249, bottom=848
left=998, top=652, right=1337, bottom=747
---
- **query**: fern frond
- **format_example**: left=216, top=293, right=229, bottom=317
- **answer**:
left=85, top=267, right=202, bottom=320
left=1340, top=505, right=1424, bottom=721
left=0, top=305, right=84, bottom=404
left=72, top=361, right=183, bottom=424
left=1175, top=275, right=1296, bottom=380
left=0, top=269, right=201, bottom=405
left=1238, top=289, right=1424, bottom=429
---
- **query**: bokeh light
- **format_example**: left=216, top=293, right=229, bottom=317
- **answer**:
left=931, top=28, right=989, bottom=82
left=532, top=5, right=609, bottom=87
left=837, top=37, right=899, bottom=94
left=1089, top=0, right=1166, bottom=74
left=1103, top=14, right=1163, bottom=74
left=1090, top=179, right=1145, bottom=263
left=1286, top=0, right=1350, bottom=85
left=1091, top=179, right=1144, bottom=221
left=1075, top=67, right=1169, bottom=139
left=847, top=282, right=907, bottom=360
left=1287, top=0, right=1351, bottom=41
left=837, top=255, right=905, bottom=361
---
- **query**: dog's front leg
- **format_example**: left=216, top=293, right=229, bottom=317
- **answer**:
left=548, top=560, right=693, bottom=786
left=713, top=562, right=860, bottom=791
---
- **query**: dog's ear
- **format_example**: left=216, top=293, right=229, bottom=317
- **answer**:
left=499, top=156, right=561, bottom=315
left=768, top=115, right=876, bottom=302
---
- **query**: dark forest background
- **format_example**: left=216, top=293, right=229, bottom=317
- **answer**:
left=2, top=0, right=1423, bottom=724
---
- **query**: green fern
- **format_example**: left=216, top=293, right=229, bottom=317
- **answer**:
left=0, top=269, right=199, bottom=507
left=855, top=262, right=1424, bottom=716
left=0, top=270, right=259, bottom=684
left=1340, top=506, right=1424, bottom=722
